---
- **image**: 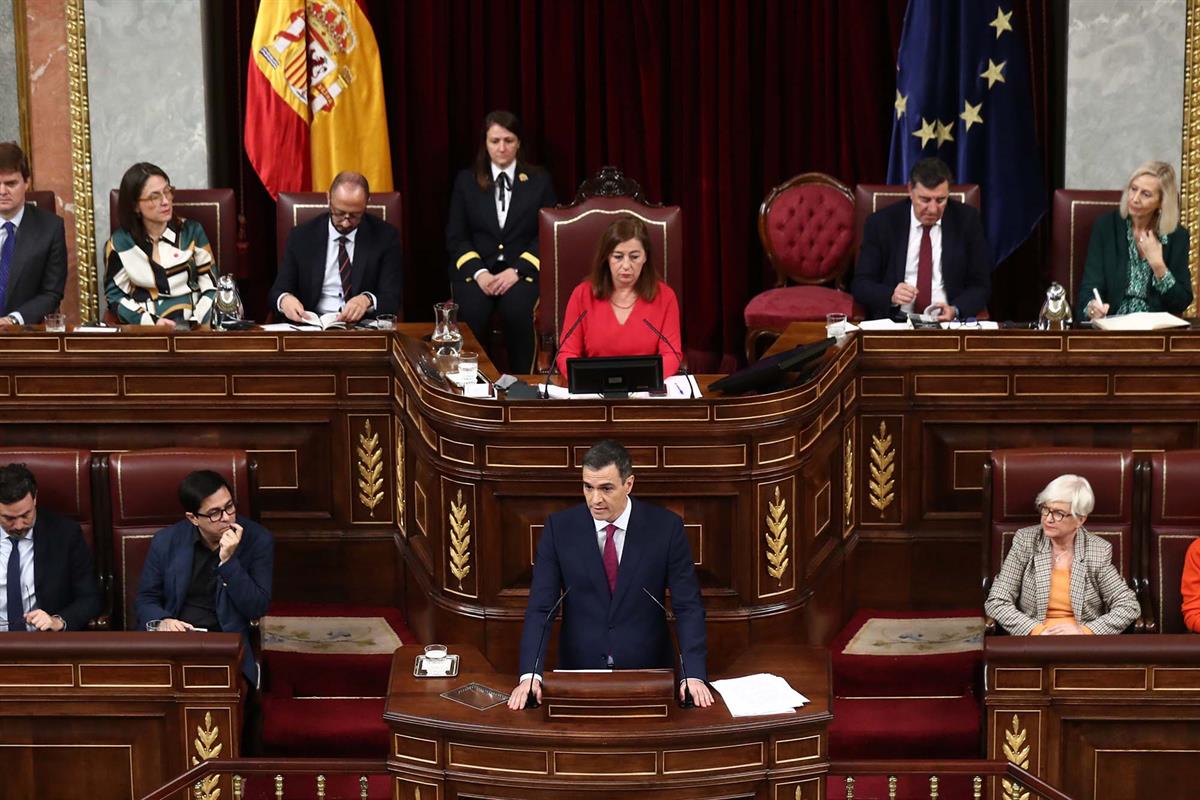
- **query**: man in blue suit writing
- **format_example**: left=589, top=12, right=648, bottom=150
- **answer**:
left=508, top=440, right=712, bottom=709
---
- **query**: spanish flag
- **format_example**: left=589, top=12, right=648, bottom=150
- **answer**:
left=245, top=0, right=393, bottom=199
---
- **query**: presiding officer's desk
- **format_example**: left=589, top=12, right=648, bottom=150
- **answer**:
left=385, top=644, right=830, bottom=799
left=0, top=632, right=243, bottom=800
left=985, top=635, right=1200, bottom=800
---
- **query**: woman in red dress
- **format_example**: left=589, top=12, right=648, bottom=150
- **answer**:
left=555, top=215, right=682, bottom=378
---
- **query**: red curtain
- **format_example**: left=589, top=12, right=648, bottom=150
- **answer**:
left=367, top=0, right=907, bottom=370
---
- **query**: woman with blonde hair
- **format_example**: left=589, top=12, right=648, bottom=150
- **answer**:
left=1078, top=160, right=1192, bottom=320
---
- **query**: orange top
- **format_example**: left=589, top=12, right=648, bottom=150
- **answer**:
left=1032, top=567, right=1094, bottom=635
left=1182, top=538, right=1200, bottom=633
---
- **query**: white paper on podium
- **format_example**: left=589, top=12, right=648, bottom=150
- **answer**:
left=710, top=672, right=810, bottom=717
left=1094, top=312, right=1189, bottom=331
left=540, top=373, right=700, bottom=400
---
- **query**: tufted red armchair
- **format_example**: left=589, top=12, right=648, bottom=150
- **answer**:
left=1145, top=451, right=1200, bottom=633
left=743, top=173, right=860, bottom=361
left=1049, top=189, right=1121, bottom=311
left=99, top=449, right=256, bottom=630
left=981, top=448, right=1141, bottom=632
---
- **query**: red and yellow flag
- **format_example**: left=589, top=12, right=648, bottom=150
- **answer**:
left=245, top=0, right=393, bottom=199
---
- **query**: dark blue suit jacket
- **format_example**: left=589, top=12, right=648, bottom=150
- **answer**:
left=134, top=516, right=273, bottom=681
left=24, top=509, right=103, bottom=631
left=851, top=199, right=993, bottom=320
left=517, top=499, right=707, bottom=681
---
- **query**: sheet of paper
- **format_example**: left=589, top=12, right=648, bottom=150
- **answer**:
left=1094, top=312, right=1190, bottom=331
left=70, top=326, right=119, bottom=333
left=858, top=318, right=911, bottom=331
left=710, top=672, right=810, bottom=717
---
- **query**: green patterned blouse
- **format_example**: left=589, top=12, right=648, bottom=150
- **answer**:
left=1118, top=217, right=1176, bottom=315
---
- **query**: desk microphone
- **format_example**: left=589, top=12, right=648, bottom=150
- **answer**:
left=543, top=310, right=588, bottom=399
left=642, top=587, right=696, bottom=709
left=642, top=318, right=694, bottom=399
left=524, top=586, right=570, bottom=709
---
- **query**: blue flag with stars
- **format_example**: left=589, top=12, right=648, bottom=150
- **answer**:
left=888, top=0, right=1045, bottom=265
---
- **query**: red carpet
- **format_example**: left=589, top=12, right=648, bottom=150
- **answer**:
left=260, top=603, right=414, bottom=758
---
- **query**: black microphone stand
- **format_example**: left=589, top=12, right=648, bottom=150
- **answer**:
left=642, top=318, right=695, bottom=399
left=523, top=587, right=570, bottom=709
left=542, top=311, right=588, bottom=399
left=642, top=587, right=696, bottom=708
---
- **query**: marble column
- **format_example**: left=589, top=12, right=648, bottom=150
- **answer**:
left=0, top=0, right=21, bottom=143
left=1065, top=0, right=1186, bottom=188
left=84, top=0, right=211, bottom=309
left=25, top=0, right=80, bottom=322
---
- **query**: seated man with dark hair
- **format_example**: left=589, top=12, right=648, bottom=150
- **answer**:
left=0, top=463, right=102, bottom=631
left=0, top=141, right=67, bottom=326
left=136, top=470, right=273, bottom=681
left=852, top=156, right=993, bottom=321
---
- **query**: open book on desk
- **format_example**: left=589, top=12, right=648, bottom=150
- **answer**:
left=1094, top=311, right=1190, bottom=331
left=262, top=312, right=375, bottom=332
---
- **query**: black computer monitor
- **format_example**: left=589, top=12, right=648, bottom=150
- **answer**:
left=567, top=355, right=665, bottom=396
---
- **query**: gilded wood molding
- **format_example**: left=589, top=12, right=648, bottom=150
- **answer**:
left=868, top=420, right=896, bottom=513
left=764, top=485, right=790, bottom=583
left=356, top=418, right=384, bottom=516
left=1185, top=0, right=1200, bottom=316
left=1001, top=714, right=1031, bottom=800
left=448, top=489, right=471, bottom=588
left=65, top=0, right=98, bottom=320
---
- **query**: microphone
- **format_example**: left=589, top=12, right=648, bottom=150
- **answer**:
left=642, top=587, right=696, bottom=709
left=642, top=318, right=694, bottom=399
left=543, top=310, right=588, bottom=399
left=523, top=586, right=570, bottom=709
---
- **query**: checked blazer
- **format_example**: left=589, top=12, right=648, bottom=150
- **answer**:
left=984, top=525, right=1141, bottom=636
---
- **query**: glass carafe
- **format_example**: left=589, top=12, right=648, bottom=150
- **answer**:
left=432, top=301, right=463, bottom=372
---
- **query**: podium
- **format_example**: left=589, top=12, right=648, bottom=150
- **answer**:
left=384, top=644, right=830, bottom=799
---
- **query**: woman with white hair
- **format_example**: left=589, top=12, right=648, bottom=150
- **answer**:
left=1078, top=160, right=1193, bottom=321
left=985, top=474, right=1140, bottom=635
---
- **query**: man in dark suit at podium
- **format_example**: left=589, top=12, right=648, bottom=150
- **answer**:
left=508, top=439, right=712, bottom=709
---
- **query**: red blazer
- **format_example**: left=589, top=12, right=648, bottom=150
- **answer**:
left=555, top=280, right=682, bottom=378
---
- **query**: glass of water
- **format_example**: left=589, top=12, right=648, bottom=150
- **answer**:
left=457, top=350, right=479, bottom=383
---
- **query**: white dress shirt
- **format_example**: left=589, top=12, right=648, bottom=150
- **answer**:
left=901, top=207, right=947, bottom=313
left=0, top=204, right=26, bottom=324
left=276, top=218, right=375, bottom=315
left=0, top=527, right=35, bottom=631
left=594, top=496, right=633, bottom=563
left=473, top=162, right=517, bottom=282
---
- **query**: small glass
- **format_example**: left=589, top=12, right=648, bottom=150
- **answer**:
left=825, top=312, right=847, bottom=338
left=146, top=619, right=162, bottom=632
left=375, top=314, right=396, bottom=331
left=424, top=643, right=448, bottom=661
left=44, top=313, right=66, bottom=332
left=457, top=350, right=479, bottom=383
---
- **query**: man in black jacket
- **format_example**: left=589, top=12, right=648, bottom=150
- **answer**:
left=852, top=157, right=992, bottom=321
left=269, top=171, right=402, bottom=324
left=0, top=463, right=102, bottom=632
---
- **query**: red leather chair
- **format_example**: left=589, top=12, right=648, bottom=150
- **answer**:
left=275, top=191, right=403, bottom=260
left=25, top=191, right=57, bottom=214
left=1146, top=451, right=1200, bottom=633
left=108, top=188, right=238, bottom=277
left=0, top=447, right=108, bottom=626
left=981, top=449, right=1138, bottom=625
left=1048, top=189, right=1121, bottom=311
left=100, top=449, right=256, bottom=630
left=537, top=167, right=683, bottom=362
left=744, top=173, right=860, bottom=361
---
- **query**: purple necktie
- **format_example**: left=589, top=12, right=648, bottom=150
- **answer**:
left=602, top=524, right=619, bottom=594
left=0, top=221, right=15, bottom=316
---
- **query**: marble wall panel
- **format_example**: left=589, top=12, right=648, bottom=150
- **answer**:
left=0, top=0, right=19, bottom=144
left=84, top=0, right=210, bottom=301
left=1065, top=0, right=1186, bottom=189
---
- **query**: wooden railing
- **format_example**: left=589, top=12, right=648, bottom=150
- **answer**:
left=830, top=760, right=1074, bottom=800
left=138, top=758, right=387, bottom=800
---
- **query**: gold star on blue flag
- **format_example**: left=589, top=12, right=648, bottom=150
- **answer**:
left=888, top=0, right=1045, bottom=264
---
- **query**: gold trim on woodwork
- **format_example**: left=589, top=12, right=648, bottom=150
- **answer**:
left=438, top=437, right=477, bottom=465
left=912, top=373, right=1010, bottom=397
left=1050, top=666, right=1147, bottom=691
left=1066, top=335, right=1165, bottom=353
left=182, top=665, right=232, bottom=690
left=447, top=488, right=474, bottom=595
left=1151, top=667, right=1200, bottom=691
left=843, top=425, right=854, bottom=534
left=662, top=741, right=765, bottom=774
left=15, top=374, right=119, bottom=397
left=395, top=419, right=406, bottom=536
left=764, top=485, right=790, bottom=586
left=551, top=750, right=659, bottom=776
left=868, top=420, right=896, bottom=513
left=66, top=0, right=98, bottom=320
left=447, top=741, right=550, bottom=775
left=992, top=667, right=1044, bottom=691
left=952, top=449, right=991, bottom=491
left=662, top=444, right=748, bottom=468
left=1182, top=0, right=1200, bottom=315
left=232, top=374, right=337, bottom=395
left=775, top=734, right=823, bottom=764
left=990, top=708, right=1042, bottom=776
left=814, top=480, right=832, bottom=539
left=355, top=418, right=385, bottom=518
left=245, top=449, right=300, bottom=490
left=393, top=733, right=439, bottom=764
left=546, top=703, right=670, bottom=719
left=122, top=374, right=228, bottom=396
left=0, top=663, right=75, bottom=687
left=66, top=338, right=171, bottom=354
left=485, top=444, right=571, bottom=469
left=78, top=662, right=172, bottom=688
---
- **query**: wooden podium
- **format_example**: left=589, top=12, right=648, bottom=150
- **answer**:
left=384, top=644, right=830, bottom=799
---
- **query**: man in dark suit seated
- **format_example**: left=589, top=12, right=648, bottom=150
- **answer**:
left=135, top=470, right=273, bottom=682
left=508, top=440, right=713, bottom=709
left=0, top=142, right=67, bottom=327
left=852, top=157, right=993, bottom=321
left=269, top=171, right=401, bottom=325
left=0, top=463, right=102, bottom=631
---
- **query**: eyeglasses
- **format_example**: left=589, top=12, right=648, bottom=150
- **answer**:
left=195, top=500, right=236, bottom=523
left=139, top=186, right=174, bottom=205
left=330, top=208, right=363, bottom=222
left=1038, top=505, right=1071, bottom=523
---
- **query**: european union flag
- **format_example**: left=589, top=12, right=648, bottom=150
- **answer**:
left=888, top=0, right=1045, bottom=264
